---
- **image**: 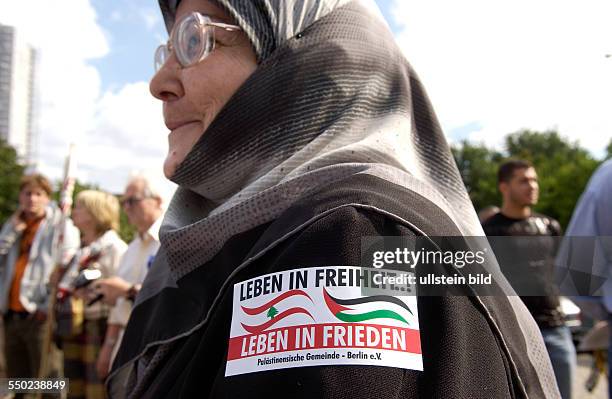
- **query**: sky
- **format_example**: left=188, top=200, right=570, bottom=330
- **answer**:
left=0, top=0, right=611, bottom=201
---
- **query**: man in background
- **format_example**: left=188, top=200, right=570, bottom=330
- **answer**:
left=0, top=174, right=79, bottom=386
left=94, top=174, right=164, bottom=376
left=556, top=159, right=612, bottom=398
left=483, top=160, right=575, bottom=399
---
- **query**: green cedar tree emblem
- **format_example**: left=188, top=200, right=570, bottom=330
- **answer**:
left=267, top=306, right=279, bottom=319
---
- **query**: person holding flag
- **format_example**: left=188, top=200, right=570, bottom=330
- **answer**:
left=0, top=173, right=80, bottom=389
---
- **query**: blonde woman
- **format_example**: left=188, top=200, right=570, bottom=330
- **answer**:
left=59, top=190, right=127, bottom=399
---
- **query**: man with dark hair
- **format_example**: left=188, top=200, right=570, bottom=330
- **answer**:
left=483, top=160, right=575, bottom=398
left=0, top=173, right=79, bottom=386
left=497, top=159, right=533, bottom=186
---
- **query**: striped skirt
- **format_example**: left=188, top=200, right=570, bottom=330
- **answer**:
left=63, top=318, right=108, bottom=399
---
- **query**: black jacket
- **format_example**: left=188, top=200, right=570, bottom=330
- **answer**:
left=110, top=174, right=555, bottom=398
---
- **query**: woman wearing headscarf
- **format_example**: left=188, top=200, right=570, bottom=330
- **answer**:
left=108, top=1, right=560, bottom=398
left=59, top=190, right=127, bottom=398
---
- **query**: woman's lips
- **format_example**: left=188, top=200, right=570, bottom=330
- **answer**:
left=167, top=121, right=203, bottom=143
left=165, top=120, right=200, bottom=131
left=166, top=121, right=205, bottom=151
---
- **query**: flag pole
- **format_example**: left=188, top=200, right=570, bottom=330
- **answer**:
left=37, top=144, right=77, bottom=386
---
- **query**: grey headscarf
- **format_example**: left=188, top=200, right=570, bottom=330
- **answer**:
left=148, top=0, right=484, bottom=289
left=108, top=2, right=557, bottom=397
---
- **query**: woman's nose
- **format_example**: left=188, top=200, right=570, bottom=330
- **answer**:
left=150, top=51, right=184, bottom=102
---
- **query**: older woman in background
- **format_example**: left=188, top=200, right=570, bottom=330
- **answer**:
left=59, top=190, right=127, bottom=399
left=109, top=0, right=559, bottom=398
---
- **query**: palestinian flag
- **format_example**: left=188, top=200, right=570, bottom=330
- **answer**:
left=240, top=289, right=314, bottom=334
left=323, top=288, right=413, bottom=325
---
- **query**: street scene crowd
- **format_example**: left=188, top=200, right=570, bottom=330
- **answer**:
left=1, top=0, right=611, bottom=398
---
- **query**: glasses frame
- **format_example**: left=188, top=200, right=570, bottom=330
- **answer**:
left=154, top=12, right=242, bottom=72
left=121, top=196, right=148, bottom=208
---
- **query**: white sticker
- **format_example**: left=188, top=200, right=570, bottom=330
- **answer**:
left=225, top=266, right=421, bottom=376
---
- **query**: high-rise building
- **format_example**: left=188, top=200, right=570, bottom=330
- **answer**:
left=0, top=23, right=36, bottom=164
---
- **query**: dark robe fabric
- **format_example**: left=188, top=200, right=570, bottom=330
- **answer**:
left=109, top=174, right=556, bottom=398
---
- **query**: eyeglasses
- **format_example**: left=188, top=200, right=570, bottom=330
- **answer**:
left=121, top=196, right=147, bottom=207
left=154, top=12, right=242, bottom=72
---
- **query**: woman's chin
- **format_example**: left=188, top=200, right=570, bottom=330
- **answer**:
left=164, top=121, right=207, bottom=179
left=164, top=152, right=183, bottom=179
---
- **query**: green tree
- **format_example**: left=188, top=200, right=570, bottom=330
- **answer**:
left=0, top=139, right=25, bottom=225
left=451, top=140, right=503, bottom=213
left=119, top=209, right=136, bottom=243
left=606, top=138, right=612, bottom=160
left=504, top=130, right=600, bottom=227
left=452, top=130, right=602, bottom=229
left=53, top=179, right=100, bottom=203
left=505, top=130, right=575, bottom=163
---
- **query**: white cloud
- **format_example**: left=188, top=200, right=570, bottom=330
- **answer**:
left=0, top=0, right=106, bottom=176
left=83, top=82, right=175, bottom=201
left=0, top=1, right=175, bottom=201
left=390, top=0, right=612, bottom=156
left=139, top=7, right=162, bottom=31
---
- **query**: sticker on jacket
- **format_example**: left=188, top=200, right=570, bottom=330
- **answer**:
left=226, top=266, right=421, bottom=376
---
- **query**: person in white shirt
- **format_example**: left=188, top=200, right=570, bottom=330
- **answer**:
left=94, top=175, right=164, bottom=371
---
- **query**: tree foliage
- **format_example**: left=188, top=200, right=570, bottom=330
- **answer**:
left=451, top=140, right=503, bottom=213
left=119, top=209, right=136, bottom=243
left=452, top=129, right=602, bottom=228
left=0, top=139, right=25, bottom=225
left=52, top=179, right=100, bottom=204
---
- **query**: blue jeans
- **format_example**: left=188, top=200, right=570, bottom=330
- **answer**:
left=541, top=326, right=576, bottom=399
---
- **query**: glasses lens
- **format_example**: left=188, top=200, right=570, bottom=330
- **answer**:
left=121, top=197, right=142, bottom=207
left=154, top=45, right=169, bottom=72
left=175, top=13, right=212, bottom=67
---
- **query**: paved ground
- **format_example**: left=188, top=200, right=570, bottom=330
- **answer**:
left=575, top=353, right=607, bottom=399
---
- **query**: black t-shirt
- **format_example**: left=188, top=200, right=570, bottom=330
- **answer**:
left=482, top=212, right=564, bottom=328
